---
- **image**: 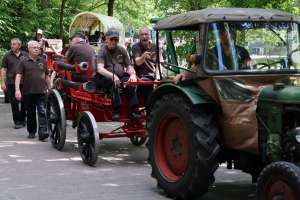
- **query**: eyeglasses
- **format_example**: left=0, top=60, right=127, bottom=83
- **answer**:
left=140, top=33, right=149, bottom=36
left=110, top=38, right=119, bottom=42
left=29, top=47, right=40, bottom=49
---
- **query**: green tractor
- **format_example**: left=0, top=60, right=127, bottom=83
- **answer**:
left=147, top=8, right=300, bottom=199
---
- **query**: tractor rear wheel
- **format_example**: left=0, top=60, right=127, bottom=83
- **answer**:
left=147, top=93, right=220, bottom=200
left=256, top=161, right=300, bottom=200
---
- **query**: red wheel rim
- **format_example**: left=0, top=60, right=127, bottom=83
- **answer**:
left=155, top=114, right=189, bottom=182
left=265, top=176, right=295, bottom=200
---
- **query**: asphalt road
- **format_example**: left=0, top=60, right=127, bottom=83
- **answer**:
left=0, top=96, right=256, bottom=200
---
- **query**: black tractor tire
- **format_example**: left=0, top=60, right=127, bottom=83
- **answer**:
left=256, top=161, right=300, bottom=200
left=146, top=93, right=220, bottom=200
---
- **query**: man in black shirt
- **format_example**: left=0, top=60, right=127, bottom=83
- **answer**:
left=207, top=29, right=257, bottom=70
left=1, top=38, right=27, bottom=129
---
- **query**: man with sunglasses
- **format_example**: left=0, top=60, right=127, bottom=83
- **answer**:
left=97, top=27, right=141, bottom=121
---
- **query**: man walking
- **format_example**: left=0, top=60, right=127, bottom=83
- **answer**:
left=1, top=38, right=27, bottom=129
left=15, top=40, right=51, bottom=140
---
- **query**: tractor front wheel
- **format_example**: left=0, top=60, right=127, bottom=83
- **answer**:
left=256, top=161, right=300, bottom=200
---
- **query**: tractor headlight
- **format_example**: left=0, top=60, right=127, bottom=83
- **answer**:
left=295, top=129, right=300, bottom=143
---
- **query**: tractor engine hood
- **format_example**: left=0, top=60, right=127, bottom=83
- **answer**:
left=259, top=83, right=300, bottom=104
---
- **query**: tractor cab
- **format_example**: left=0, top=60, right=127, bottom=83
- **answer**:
left=152, top=9, right=300, bottom=155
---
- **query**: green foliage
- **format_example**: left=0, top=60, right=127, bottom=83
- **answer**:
left=0, top=0, right=299, bottom=64
left=153, top=0, right=300, bottom=68
left=0, top=48, right=7, bottom=70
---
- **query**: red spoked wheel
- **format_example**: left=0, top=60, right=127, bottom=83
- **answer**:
left=147, top=93, right=220, bottom=200
left=256, top=161, right=300, bottom=200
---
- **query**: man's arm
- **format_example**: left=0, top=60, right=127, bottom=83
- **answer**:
left=132, top=45, right=150, bottom=66
left=45, top=75, right=51, bottom=89
left=126, top=65, right=137, bottom=83
left=243, top=59, right=257, bottom=69
left=50, top=71, right=57, bottom=88
left=134, top=52, right=151, bottom=66
left=44, top=39, right=60, bottom=55
left=239, top=46, right=257, bottom=68
left=15, top=74, right=22, bottom=101
left=50, top=46, right=60, bottom=55
left=97, top=63, right=115, bottom=78
left=97, top=63, right=120, bottom=88
left=173, top=65, right=197, bottom=84
left=1, top=68, right=7, bottom=91
left=126, top=65, right=136, bottom=75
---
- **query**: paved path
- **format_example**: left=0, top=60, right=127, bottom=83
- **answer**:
left=0, top=99, right=256, bottom=200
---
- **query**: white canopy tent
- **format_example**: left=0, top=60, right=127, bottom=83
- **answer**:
left=69, top=12, right=125, bottom=45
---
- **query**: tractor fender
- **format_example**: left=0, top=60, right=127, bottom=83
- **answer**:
left=147, top=83, right=214, bottom=105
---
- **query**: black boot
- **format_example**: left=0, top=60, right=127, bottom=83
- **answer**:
left=112, top=109, right=120, bottom=121
left=127, top=107, right=141, bottom=120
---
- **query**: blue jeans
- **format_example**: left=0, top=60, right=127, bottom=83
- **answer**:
left=43, top=53, right=47, bottom=61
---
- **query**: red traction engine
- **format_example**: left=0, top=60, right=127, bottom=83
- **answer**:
left=45, top=61, right=159, bottom=166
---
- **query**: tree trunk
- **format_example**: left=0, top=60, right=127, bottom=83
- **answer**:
left=59, top=0, right=67, bottom=39
left=108, top=0, right=115, bottom=16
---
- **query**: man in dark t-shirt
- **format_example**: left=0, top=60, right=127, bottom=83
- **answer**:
left=208, top=45, right=251, bottom=70
left=132, top=26, right=163, bottom=119
left=1, top=38, right=27, bottom=129
left=97, top=27, right=141, bottom=121
left=207, top=29, right=257, bottom=70
left=15, top=40, right=51, bottom=140
left=67, top=32, right=96, bottom=82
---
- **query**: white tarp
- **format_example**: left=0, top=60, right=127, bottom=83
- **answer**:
left=69, top=12, right=125, bottom=45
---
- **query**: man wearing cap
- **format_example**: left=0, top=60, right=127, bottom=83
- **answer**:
left=97, top=27, right=141, bottom=121
left=132, top=26, right=163, bottom=120
left=67, top=32, right=96, bottom=82
left=33, top=29, right=60, bottom=60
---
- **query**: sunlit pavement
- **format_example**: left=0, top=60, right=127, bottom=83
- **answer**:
left=0, top=97, right=255, bottom=200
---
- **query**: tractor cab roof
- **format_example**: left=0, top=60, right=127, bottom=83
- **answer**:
left=154, top=8, right=300, bottom=30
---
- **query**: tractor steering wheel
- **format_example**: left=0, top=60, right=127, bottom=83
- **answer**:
left=258, top=61, right=282, bottom=69
left=161, top=62, right=196, bottom=74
